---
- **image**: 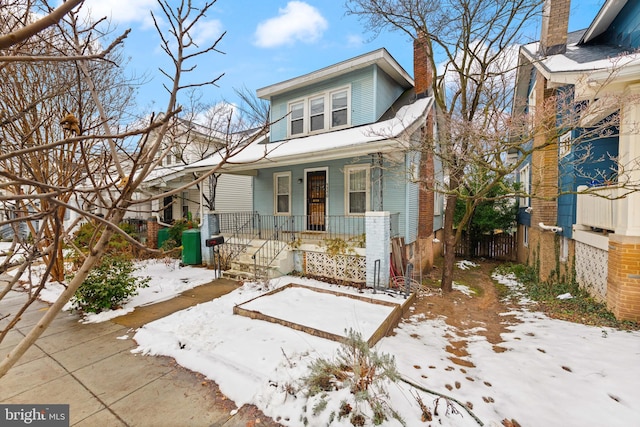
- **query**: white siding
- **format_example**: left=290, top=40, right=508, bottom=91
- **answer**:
left=215, top=174, right=253, bottom=212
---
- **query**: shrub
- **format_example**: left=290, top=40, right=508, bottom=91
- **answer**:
left=70, top=255, right=150, bottom=313
left=302, top=329, right=404, bottom=426
left=72, top=221, right=140, bottom=260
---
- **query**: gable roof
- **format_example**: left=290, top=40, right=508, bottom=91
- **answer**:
left=256, top=48, right=414, bottom=100
left=516, top=0, right=640, bottom=98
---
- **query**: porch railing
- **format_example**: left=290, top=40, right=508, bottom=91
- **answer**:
left=576, top=185, right=616, bottom=231
left=216, top=212, right=366, bottom=243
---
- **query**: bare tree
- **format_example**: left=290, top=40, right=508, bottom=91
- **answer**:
left=345, top=0, right=638, bottom=292
left=0, top=0, right=268, bottom=378
left=345, top=0, right=544, bottom=291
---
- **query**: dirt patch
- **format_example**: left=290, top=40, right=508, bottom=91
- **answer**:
left=410, top=258, right=520, bottom=362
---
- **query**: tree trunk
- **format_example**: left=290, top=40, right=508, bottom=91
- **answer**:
left=441, top=192, right=458, bottom=292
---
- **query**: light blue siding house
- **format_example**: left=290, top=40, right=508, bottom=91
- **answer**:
left=188, top=48, right=442, bottom=286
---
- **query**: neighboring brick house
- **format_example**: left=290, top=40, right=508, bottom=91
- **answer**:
left=514, top=0, right=640, bottom=321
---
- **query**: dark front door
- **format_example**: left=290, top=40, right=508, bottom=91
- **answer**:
left=306, top=170, right=326, bottom=231
left=163, top=196, right=173, bottom=223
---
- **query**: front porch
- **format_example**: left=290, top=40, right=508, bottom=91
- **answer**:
left=205, top=212, right=402, bottom=289
left=574, top=185, right=640, bottom=321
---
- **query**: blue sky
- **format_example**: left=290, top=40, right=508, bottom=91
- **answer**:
left=81, top=0, right=606, bottom=116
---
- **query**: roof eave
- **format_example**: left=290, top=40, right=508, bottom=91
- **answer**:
left=256, top=49, right=414, bottom=99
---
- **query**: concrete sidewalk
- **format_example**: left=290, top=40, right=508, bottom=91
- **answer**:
left=0, top=282, right=283, bottom=427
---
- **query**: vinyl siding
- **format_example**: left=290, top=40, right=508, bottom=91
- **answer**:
left=215, top=174, right=253, bottom=212
left=267, top=65, right=403, bottom=142
left=252, top=156, right=411, bottom=239
left=599, top=1, right=640, bottom=49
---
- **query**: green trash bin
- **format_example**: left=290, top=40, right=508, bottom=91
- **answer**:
left=181, top=229, right=202, bottom=265
left=157, top=227, right=170, bottom=249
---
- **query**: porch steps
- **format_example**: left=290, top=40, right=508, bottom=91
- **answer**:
left=222, top=238, right=293, bottom=282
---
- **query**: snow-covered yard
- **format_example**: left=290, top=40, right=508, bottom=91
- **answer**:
left=27, top=259, right=640, bottom=426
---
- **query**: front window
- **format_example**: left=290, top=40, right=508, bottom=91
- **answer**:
left=274, top=172, right=291, bottom=215
left=345, top=165, right=369, bottom=215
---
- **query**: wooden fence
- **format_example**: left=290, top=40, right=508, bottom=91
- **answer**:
left=454, top=232, right=517, bottom=261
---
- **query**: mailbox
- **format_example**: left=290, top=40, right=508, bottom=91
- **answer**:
left=205, top=235, right=225, bottom=247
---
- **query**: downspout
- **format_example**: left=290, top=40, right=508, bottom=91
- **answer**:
left=539, top=222, right=562, bottom=233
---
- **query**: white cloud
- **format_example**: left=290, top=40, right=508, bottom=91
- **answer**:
left=190, top=18, right=224, bottom=48
left=81, top=0, right=159, bottom=28
left=254, top=1, right=328, bottom=48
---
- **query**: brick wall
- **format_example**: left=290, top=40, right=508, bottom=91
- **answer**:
left=540, top=0, right=570, bottom=56
left=529, top=76, right=559, bottom=280
left=607, top=235, right=640, bottom=322
left=413, top=32, right=433, bottom=97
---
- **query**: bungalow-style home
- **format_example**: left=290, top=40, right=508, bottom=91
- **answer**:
left=514, top=0, right=640, bottom=321
left=186, top=41, right=444, bottom=287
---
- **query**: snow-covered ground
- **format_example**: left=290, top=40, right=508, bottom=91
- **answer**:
left=26, top=258, right=640, bottom=426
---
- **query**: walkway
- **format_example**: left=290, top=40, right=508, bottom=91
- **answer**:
left=0, top=279, right=283, bottom=427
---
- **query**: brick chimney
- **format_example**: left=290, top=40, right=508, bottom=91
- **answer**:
left=413, top=31, right=433, bottom=99
left=539, top=0, right=571, bottom=56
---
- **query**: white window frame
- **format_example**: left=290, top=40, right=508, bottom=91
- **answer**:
left=434, top=190, right=443, bottom=215
left=523, top=225, right=529, bottom=248
left=287, top=85, right=351, bottom=137
left=289, top=101, right=304, bottom=136
left=528, top=81, right=537, bottom=131
left=519, top=164, right=530, bottom=207
left=309, top=95, right=325, bottom=132
left=274, top=172, right=291, bottom=215
left=330, top=88, right=349, bottom=129
left=344, top=164, right=370, bottom=216
left=559, top=131, right=571, bottom=158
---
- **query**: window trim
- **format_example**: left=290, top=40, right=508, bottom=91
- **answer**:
left=287, top=85, right=351, bottom=137
left=344, top=164, right=370, bottom=216
left=274, top=172, right=291, bottom=215
left=559, top=131, right=571, bottom=158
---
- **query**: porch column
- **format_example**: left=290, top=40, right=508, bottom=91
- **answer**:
left=366, top=211, right=390, bottom=288
left=200, top=211, right=220, bottom=267
left=607, top=83, right=640, bottom=322
left=614, top=83, right=640, bottom=236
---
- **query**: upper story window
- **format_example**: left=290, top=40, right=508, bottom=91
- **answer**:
left=310, top=96, right=324, bottom=132
left=519, top=164, right=530, bottom=207
left=288, top=86, right=350, bottom=137
left=290, top=102, right=304, bottom=135
left=331, top=90, right=348, bottom=127
left=559, top=131, right=571, bottom=158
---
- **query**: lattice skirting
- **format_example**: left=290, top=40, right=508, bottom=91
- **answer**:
left=303, top=251, right=366, bottom=283
left=575, top=241, right=608, bottom=302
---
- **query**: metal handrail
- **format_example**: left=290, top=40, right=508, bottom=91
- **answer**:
left=251, top=227, right=287, bottom=280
